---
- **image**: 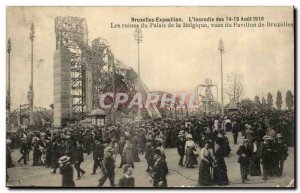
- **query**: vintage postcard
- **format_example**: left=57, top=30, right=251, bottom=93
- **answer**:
left=6, top=6, right=295, bottom=188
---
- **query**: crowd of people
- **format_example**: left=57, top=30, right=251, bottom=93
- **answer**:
left=6, top=109, right=293, bottom=187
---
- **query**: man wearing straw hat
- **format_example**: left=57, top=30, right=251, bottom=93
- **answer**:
left=59, top=155, right=75, bottom=187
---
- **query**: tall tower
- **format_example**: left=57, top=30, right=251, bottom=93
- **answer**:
left=54, top=17, right=88, bottom=121
left=195, top=79, right=218, bottom=114
left=134, top=27, right=143, bottom=120
left=218, top=39, right=225, bottom=116
left=7, top=38, right=12, bottom=126
left=29, top=23, right=35, bottom=125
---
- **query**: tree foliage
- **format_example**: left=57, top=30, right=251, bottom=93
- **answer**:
left=225, top=72, right=245, bottom=103
left=286, top=90, right=294, bottom=111
left=276, top=91, right=283, bottom=110
left=262, top=97, right=267, bottom=107
left=267, top=92, right=273, bottom=109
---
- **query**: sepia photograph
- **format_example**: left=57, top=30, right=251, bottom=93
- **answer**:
left=5, top=6, right=295, bottom=188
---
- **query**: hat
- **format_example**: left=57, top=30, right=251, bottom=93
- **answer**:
left=186, top=134, right=193, bottom=139
left=262, top=135, right=269, bottom=140
left=123, top=164, right=133, bottom=173
left=106, top=147, right=114, bottom=152
left=58, top=156, right=70, bottom=164
left=276, top=133, right=282, bottom=138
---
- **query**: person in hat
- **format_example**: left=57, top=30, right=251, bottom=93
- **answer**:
left=176, top=133, right=186, bottom=166
left=258, top=135, right=272, bottom=180
left=32, top=137, right=41, bottom=166
left=59, top=156, right=75, bottom=187
left=151, top=148, right=168, bottom=187
left=17, top=138, right=29, bottom=165
left=237, top=139, right=252, bottom=183
left=184, top=134, right=198, bottom=168
left=98, top=146, right=116, bottom=187
left=123, top=138, right=134, bottom=168
left=91, top=138, right=104, bottom=175
left=244, top=124, right=254, bottom=142
left=274, top=133, right=288, bottom=176
left=73, top=140, right=86, bottom=180
left=231, top=120, right=239, bottom=145
left=198, top=140, right=213, bottom=186
left=51, top=137, right=64, bottom=174
left=145, top=134, right=156, bottom=173
left=118, top=164, right=135, bottom=187
left=212, top=138, right=229, bottom=185
left=118, top=136, right=126, bottom=168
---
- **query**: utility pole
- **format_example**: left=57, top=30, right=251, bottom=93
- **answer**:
left=134, top=27, right=143, bottom=121
left=111, top=51, right=116, bottom=124
left=7, top=38, right=12, bottom=126
left=218, top=39, right=225, bottom=116
left=29, top=23, right=35, bottom=125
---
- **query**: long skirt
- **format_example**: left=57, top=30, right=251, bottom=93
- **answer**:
left=185, top=147, right=198, bottom=167
left=249, top=153, right=261, bottom=176
left=198, top=160, right=213, bottom=186
left=132, top=147, right=140, bottom=162
left=212, top=164, right=229, bottom=185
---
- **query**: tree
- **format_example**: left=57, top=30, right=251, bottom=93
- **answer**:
left=267, top=92, right=273, bottom=109
left=262, top=97, right=267, bottom=108
left=276, top=91, right=283, bottom=110
left=286, top=90, right=294, bottom=111
left=238, top=98, right=255, bottom=112
left=225, top=72, right=245, bottom=103
left=254, top=95, right=261, bottom=110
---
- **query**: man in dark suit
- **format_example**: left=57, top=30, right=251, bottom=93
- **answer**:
left=258, top=135, right=272, bottom=180
left=275, top=134, right=288, bottom=176
left=237, top=139, right=252, bottom=183
left=51, top=137, right=64, bottom=174
left=118, top=136, right=126, bottom=168
left=59, top=156, right=75, bottom=187
left=91, top=138, right=103, bottom=175
left=98, top=147, right=116, bottom=187
left=176, top=133, right=185, bottom=166
left=118, top=164, right=135, bottom=187
left=151, top=149, right=168, bottom=187
left=232, top=120, right=239, bottom=145
left=18, top=138, right=29, bottom=165
left=73, top=140, right=86, bottom=180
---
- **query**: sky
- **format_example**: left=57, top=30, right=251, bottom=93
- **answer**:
left=6, top=6, right=294, bottom=110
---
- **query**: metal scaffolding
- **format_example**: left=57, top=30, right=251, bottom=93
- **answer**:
left=55, top=16, right=88, bottom=119
left=54, top=16, right=158, bottom=122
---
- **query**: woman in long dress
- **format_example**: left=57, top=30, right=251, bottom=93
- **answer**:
left=184, top=134, right=198, bottom=168
left=198, top=141, right=213, bottom=186
left=212, top=139, right=229, bottom=185
left=123, top=139, right=134, bottom=168
left=248, top=141, right=261, bottom=176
